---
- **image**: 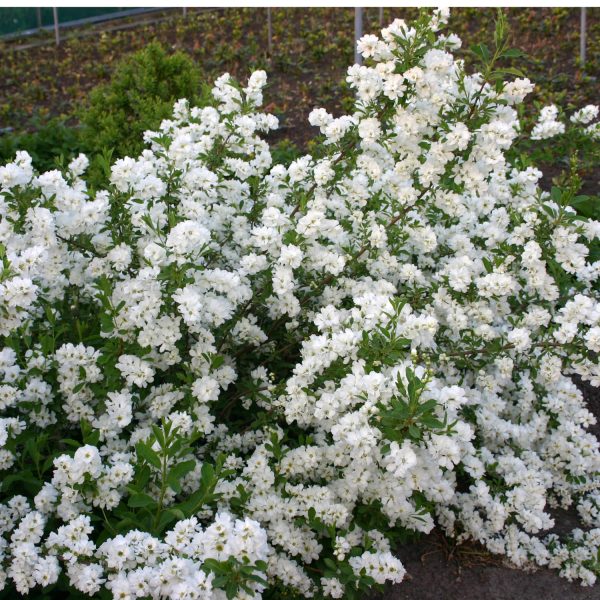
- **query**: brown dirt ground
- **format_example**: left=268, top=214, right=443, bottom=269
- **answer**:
left=379, top=534, right=597, bottom=600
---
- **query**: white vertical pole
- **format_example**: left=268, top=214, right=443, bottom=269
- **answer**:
left=354, top=7, right=363, bottom=65
left=580, top=8, right=587, bottom=67
left=53, top=7, right=60, bottom=46
left=267, top=7, right=273, bottom=55
left=379, top=7, right=384, bottom=28
left=36, top=7, right=42, bottom=30
left=182, top=7, right=187, bottom=18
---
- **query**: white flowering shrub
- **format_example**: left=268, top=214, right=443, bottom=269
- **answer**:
left=1, top=9, right=600, bottom=599
left=521, top=101, right=600, bottom=231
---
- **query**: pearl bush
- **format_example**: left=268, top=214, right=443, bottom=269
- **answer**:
left=1, top=8, right=600, bottom=598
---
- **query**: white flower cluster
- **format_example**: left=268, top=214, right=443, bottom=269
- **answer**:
left=530, top=101, right=600, bottom=142
left=49, top=444, right=134, bottom=519
left=531, top=105, right=566, bottom=140
left=571, top=105, right=599, bottom=126
left=1, top=506, right=268, bottom=598
left=1, top=8, right=600, bottom=598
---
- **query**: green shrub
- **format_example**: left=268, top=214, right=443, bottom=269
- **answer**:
left=79, top=42, right=202, bottom=159
left=270, top=138, right=301, bottom=166
left=0, top=118, right=84, bottom=174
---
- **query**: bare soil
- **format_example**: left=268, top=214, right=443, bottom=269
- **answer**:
left=379, top=534, right=597, bottom=600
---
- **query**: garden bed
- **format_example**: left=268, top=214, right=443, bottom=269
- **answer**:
left=1, top=7, right=598, bottom=144
left=1, top=8, right=599, bottom=600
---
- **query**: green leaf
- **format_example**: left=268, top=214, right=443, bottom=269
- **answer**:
left=408, top=424, right=421, bottom=439
left=324, top=558, right=338, bottom=571
left=136, top=441, right=161, bottom=470
left=570, top=195, right=599, bottom=219
left=166, top=459, right=196, bottom=493
left=421, top=415, right=444, bottom=428
left=152, top=424, right=167, bottom=448
left=550, top=186, right=562, bottom=203
left=482, top=257, right=494, bottom=274
left=177, top=462, right=218, bottom=517
left=60, top=438, right=82, bottom=449
left=24, top=436, right=42, bottom=462
left=501, top=48, right=526, bottom=59
left=471, top=43, right=491, bottom=64
left=128, top=492, right=156, bottom=508
left=494, top=66, right=525, bottom=78
left=134, top=464, right=152, bottom=489
left=225, top=581, right=238, bottom=600
left=156, top=508, right=183, bottom=533
left=253, top=560, right=268, bottom=571
left=201, top=461, right=216, bottom=488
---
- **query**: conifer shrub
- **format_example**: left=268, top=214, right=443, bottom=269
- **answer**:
left=79, top=42, right=203, bottom=159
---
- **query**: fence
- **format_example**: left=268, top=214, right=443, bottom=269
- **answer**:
left=0, top=7, right=167, bottom=39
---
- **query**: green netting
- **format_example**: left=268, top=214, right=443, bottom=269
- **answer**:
left=0, top=7, right=148, bottom=37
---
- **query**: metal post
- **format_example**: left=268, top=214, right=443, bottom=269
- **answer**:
left=354, top=7, right=363, bottom=65
left=36, top=7, right=42, bottom=30
left=580, top=8, right=587, bottom=67
left=267, top=8, right=273, bottom=55
left=379, top=7, right=384, bottom=28
left=52, top=7, right=60, bottom=46
left=182, top=7, right=187, bottom=18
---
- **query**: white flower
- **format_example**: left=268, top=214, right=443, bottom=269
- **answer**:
left=384, top=440, right=417, bottom=477
left=116, top=355, right=155, bottom=388
left=531, top=105, right=565, bottom=140
left=571, top=104, right=599, bottom=125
